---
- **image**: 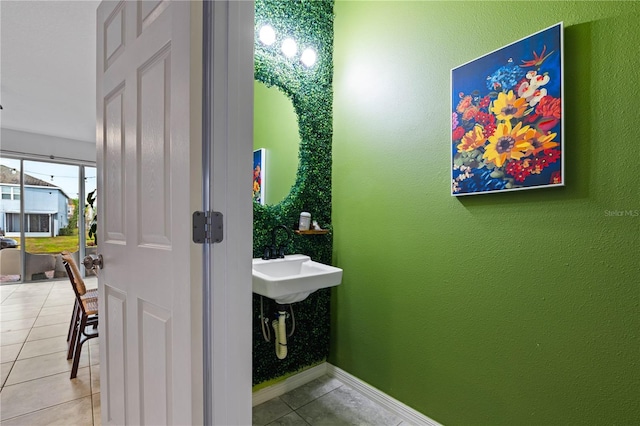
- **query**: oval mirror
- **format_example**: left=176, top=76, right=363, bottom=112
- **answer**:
left=253, top=80, right=300, bottom=205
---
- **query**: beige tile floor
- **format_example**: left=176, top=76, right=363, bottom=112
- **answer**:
left=0, top=277, right=100, bottom=425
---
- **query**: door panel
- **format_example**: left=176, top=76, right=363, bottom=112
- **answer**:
left=98, top=1, right=253, bottom=424
left=103, top=2, right=125, bottom=70
left=138, top=0, right=169, bottom=34
left=103, top=85, right=126, bottom=243
left=105, top=286, right=127, bottom=425
left=138, top=300, right=172, bottom=425
left=97, top=1, right=198, bottom=424
left=137, top=45, right=171, bottom=247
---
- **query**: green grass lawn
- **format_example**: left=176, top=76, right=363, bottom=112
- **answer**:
left=12, top=235, right=96, bottom=254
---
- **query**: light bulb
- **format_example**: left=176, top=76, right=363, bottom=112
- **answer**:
left=300, top=48, right=317, bottom=67
left=281, top=38, right=297, bottom=58
left=259, top=25, right=276, bottom=46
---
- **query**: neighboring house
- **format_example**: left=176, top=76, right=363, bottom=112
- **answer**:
left=0, top=165, right=70, bottom=237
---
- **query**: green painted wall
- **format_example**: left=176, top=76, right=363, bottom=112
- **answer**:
left=331, top=1, right=639, bottom=425
left=254, top=80, right=299, bottom=205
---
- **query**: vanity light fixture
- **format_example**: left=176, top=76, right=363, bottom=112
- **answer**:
left=259, top=25, right=276, bottom=46
left=256, top=25, right=318, bottom=70
left=281, top=38, right=297, bottom=58
left=300, top=48, right=317, bottom=67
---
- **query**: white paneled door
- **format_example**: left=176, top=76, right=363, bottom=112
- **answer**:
left=96, top=1, right=252, bottom=424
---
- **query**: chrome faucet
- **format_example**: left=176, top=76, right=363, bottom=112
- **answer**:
left=263, top=225, right=292, bottom=260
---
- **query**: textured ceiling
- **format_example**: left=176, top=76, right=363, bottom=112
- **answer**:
left=0, top=0, right=99, bottom=143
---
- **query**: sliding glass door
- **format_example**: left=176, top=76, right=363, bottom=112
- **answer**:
left=0, top=156, right=96, bottom=284
left=0, top=159, right=22, bottom=283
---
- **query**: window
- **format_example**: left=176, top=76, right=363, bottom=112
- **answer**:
left=28, top=214, right=50, bottom=233
left=6, top=213, right=21, bottom=232
left=5, top=213, right=51, bottom=233
left=1, top=186, right=20, bottom=200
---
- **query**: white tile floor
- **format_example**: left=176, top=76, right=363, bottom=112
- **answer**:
left=0, top=278, right=100, bottom=425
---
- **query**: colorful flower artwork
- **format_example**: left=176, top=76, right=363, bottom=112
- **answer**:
left=253, top=148, right=265, bottom=204
left=451, top=23, right=563, bottom=196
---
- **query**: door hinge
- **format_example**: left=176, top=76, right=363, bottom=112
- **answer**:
left=192, top=211, right=223, bottom=244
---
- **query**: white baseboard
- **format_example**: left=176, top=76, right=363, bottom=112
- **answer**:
left=252, top=363, right=328, bottom=407
left=252, top=362, right=442, bottom=425
left=326, top=364, right=443, bottom=426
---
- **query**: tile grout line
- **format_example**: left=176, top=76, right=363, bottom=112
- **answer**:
left=261, top=381, right=346, bottom=426
left=1, top=362, right=15, bottom=390
left=0, top=282, right=56, bottom=392
left=286, top=381, right=345, bottom=412
left=1, top=280, right=98, bottom=423
left=92, top=392, right=99, bottom=426
left=14, top=346, right=72, bottom=362
left=2, top=282, right=73, bottom=389
left=289, top=384, right=344, bottom=425
left=0, top=395, right=92, bottom=423
left=2, top=353, right=90, bottom=387
left=22, top=281, right=73, bottom=350
left=291, top=408, right=313, bottom=426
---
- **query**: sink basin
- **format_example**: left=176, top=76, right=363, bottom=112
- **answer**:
left=252, top=254, right=343, bottom=304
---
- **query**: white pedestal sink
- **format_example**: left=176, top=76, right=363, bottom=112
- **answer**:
left=252, top=254, right=343, bottom=304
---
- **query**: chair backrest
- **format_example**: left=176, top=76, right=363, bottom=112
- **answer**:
left=61, top=251, right=87, bottom=296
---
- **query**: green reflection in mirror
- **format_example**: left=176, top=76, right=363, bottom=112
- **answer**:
left=253, top=80, right=300, bottom=205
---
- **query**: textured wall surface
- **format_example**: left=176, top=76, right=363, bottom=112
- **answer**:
left=332, top=1, right=639, bottom=425
left=253, top=0, right=335, bottom=387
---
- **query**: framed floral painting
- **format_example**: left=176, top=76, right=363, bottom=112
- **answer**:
left=451, top=23, right=563, bottom=196
left=253, top=148, right=265, bottom=204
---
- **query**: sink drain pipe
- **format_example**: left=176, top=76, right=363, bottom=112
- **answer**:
left=260, top=298, right=295, bottom=359
left=272, top=305, right=288, bottom=359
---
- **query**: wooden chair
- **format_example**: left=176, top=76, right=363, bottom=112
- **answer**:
left=66, top=287, right=98, bottom=354
left=61, top=251, right=98, bottom=379
left=61, top=251, right=98, bottom=354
